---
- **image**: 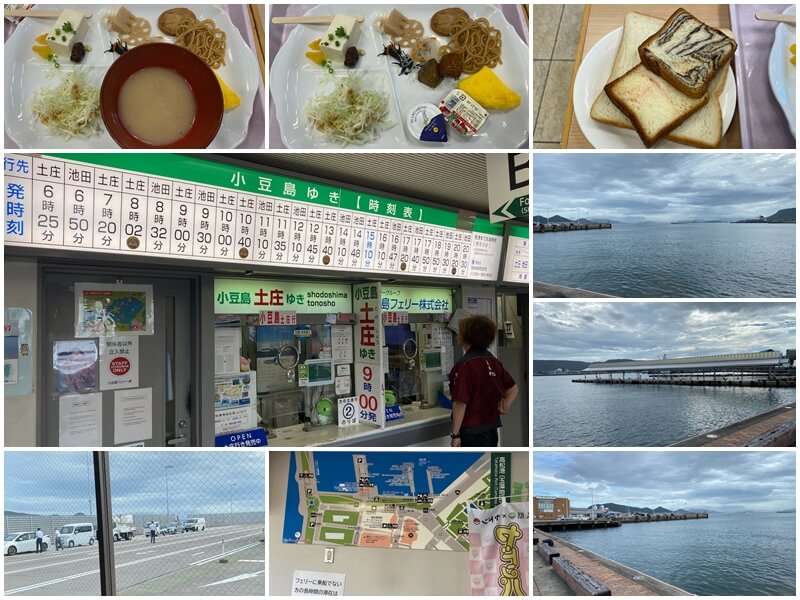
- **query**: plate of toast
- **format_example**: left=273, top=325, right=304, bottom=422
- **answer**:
left=767, top=4, right=796, bottom=137
left=574, top=9, right=737, bottom=149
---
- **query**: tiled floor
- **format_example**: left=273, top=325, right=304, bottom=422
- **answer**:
left=532, top=4, right=585, bottom=148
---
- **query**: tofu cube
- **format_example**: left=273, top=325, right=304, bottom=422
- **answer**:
left=320, top=14, right=360, bottom=62
left=46, top=9, right=89, bottom=57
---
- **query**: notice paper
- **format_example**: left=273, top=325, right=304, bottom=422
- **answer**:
left=215, top=327, right=242, bottom=375
left=331, top=325, right=353, bottom=363
left=59, top=393, right=102, bottom=447
left=99, top=336, right=140, bottom=390
left=114, top=388, right=153, bottom=445
left=292, top=570, right=345, bottom=596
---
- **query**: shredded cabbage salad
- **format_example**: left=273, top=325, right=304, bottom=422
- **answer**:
left=305, top=72, right=393, bottom=146
left=30, top=70, right=101, bottom=139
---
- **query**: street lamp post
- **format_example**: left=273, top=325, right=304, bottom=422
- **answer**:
left=164, top=465, right=175, bottom=523
left=229, top=483, right=237, bottom=526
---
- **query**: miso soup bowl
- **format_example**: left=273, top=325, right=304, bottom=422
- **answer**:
left=100, top=43, right=224, bottom=149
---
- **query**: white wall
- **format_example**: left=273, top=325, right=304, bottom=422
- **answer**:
left=4, top=257, right=38, bottom=446
left=268, top=452, right=529, bottom=596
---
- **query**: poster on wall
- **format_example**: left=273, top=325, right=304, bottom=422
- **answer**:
left=467, top=502, right=529, bottom=596
left=283, top=451, right=509, bottom=552
left=99, top=337, right=139, bottom=390
left=59, top=392, right=102, bottom=447
left=215, top=405, right=256, bottom=435
left=215, top=327, right=243, bottom=375
left=53, top=339, right=98, bottom=393
left=214, top=373, right=253, bottom=410
left=4, top=308, right=33, bottom=396
left=75, top=283, right=154, bottom=337
left=113, top=388, right=153, bottom=445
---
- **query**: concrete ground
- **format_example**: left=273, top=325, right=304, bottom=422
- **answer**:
left=4, top=525, right=264, bottom=596
left=672, top=403, right=796, bottom=447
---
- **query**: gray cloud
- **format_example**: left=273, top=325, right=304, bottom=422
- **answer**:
left=533, top=451, right=796, bottom=512
left=533, top=154, right=796, bottom=222
left=534, top=302, right=796, bottom=361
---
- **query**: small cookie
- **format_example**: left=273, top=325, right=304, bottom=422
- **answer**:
left=158, top=8, right=196, bottom=36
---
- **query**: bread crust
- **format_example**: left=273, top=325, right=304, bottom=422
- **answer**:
left=604, top=65, right=709, bottom=147
left=638, top=8, right=736, bottom=98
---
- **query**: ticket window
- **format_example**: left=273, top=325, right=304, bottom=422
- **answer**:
left=216, top=316, right=351, bottom=432
left=384, top=319, right=455, bottom=410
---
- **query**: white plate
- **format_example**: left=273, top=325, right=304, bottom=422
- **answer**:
left=767, top=5, right=796, bottom=137
left=270, top=4, right=529, bottom=149
left=4, top=4, right=259, bottom=149
left=573, top=26, right=736, bottom=149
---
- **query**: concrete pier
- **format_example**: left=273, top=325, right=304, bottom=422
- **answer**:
left=533, top=530, right=692, bottom=596
left=672, top=403, right=796, bottom=447
left=572, top=377, right=795, bottom=388
left=533, top=281, right=616, bottom=298
left=533, top=222, right=612, bottom=233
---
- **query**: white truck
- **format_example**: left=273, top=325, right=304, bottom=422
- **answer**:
left=111, top=514, right=135, bottom=541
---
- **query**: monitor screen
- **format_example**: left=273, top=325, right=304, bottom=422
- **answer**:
left=305, top=359, right=334, bottom=386
left=424, top=350, right=442, bottom=370
left=384, top=323, right=413, bottom=346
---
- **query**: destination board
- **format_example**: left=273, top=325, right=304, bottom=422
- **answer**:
left=282, top=451, right=511, bottom=552
left=4, top=154, right=504, bottom=282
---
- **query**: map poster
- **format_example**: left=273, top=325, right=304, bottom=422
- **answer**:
left=75, top=283, right=154, bottom=337
left=283, top=451, right=508, bottom=552
left=467, top=502, right=529, bottom=596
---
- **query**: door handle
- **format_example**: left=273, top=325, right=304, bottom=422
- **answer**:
left=167, top=435, right=188, bottom=446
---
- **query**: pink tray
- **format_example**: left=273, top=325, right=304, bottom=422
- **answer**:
left=268, top=4, right=530, bottom=149
left=4, top=4, right=266, bottom=149
left=729, top=3, right=795, bottom=149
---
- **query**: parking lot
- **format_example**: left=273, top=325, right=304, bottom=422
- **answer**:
left=4, top=525, right=264, bottom=596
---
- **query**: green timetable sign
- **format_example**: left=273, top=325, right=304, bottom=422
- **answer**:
left=50, top=153, right=461, bottom=229
left=381, top=286, right=454, bottom=313
left=507, top=224, right=529, bottom=239
left=215, top=279, right=352, bottom=314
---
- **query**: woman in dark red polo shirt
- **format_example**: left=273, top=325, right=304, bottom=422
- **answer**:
left=448, top=315, right=518, bottom=447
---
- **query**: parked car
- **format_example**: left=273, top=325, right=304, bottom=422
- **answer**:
left=4, top=532, right=50, bottom=555
left=164, top=522, right=185, bottom=534
left=59, top=523, right=95, bottom=547
left=184, top=517, right=206, bottom=532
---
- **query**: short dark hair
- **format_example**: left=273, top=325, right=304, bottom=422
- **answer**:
left=458, top=315, right=496, bottom=349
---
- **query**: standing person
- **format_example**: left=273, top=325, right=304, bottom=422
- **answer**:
left=149, top=521, right=157, bottom=544
left=35, top=528, right=44, bottom=553
left=55, top=528, right=62, bottom=551
left=448, top=315, right=518, bottom=447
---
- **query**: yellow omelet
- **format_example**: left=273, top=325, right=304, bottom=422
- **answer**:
left=457, top=67, right=521, bottom=110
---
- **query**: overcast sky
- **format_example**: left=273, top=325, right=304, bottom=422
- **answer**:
left=534, top=451, right=796, bottom=512
left=4, top=452, right=265, bottom=516
left=533, top=154, right=796, bottom=223
left=534, top=302, right=795, bottom=362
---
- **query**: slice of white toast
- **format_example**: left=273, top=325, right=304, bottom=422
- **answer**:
left=605, top=64, right=709, bottom=147
left=590, top=12, right=729, bottom=148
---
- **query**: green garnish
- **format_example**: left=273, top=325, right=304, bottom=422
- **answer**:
left=335, top=26, right=346, bottom=37
left=47, top=54, right=60, bottom=69
left=335, top=40, right=340, bottom=47
left=62, top=21, right=74, bottom=33
left=61, top=35, right=66, bottom=41
left=327, top=33, right=334, bottom=41
left=55, top=27, right=61, bottom=35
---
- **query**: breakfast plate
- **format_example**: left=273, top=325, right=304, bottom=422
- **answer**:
left=270, top=4, right=530, bottom=149
left=573, top=26, right=737, bottom=149
left=4, top=4, right=260, bottom=149
left=767, top=4, right=796, bottom=137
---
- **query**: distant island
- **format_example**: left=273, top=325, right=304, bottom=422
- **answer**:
left=533, top=360, right=590, bottom=375
left=733, top=207, right=795, bottom=224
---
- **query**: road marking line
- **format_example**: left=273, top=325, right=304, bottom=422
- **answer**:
left=5, top=534, right=260, bottom=594
left=238, top=559, right=265, bottom=563
left=189, top=541, right=263, bottom=566
left=201, top=569, right=265, bottom=588
left=191, top=552, right=205, bottom=556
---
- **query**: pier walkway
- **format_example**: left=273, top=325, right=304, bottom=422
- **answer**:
left=533, top=530, right=692, bottom=596
left=672, top=403, right=796, bottom=447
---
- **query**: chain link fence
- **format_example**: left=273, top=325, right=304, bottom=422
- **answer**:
left=4, top=451, right=265, bottom=596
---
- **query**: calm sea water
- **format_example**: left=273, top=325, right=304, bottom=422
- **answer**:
left=533, top=223, right=796, bottom=297
left=554, top=513, right=796, bottom=595
left=533, top=376, right=796, bottom=446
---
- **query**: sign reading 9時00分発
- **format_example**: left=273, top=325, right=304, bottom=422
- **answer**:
left=4, top=154, right=505, bottom=282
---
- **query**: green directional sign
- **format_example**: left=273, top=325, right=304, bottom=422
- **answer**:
left=492, top=194, right=529, bottom=221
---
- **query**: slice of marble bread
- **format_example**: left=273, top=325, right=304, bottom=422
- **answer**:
left=638, top=8, right=737, bottom=98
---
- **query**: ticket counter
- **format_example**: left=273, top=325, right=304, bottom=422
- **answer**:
left=3, top=152, right=529, bottom=447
